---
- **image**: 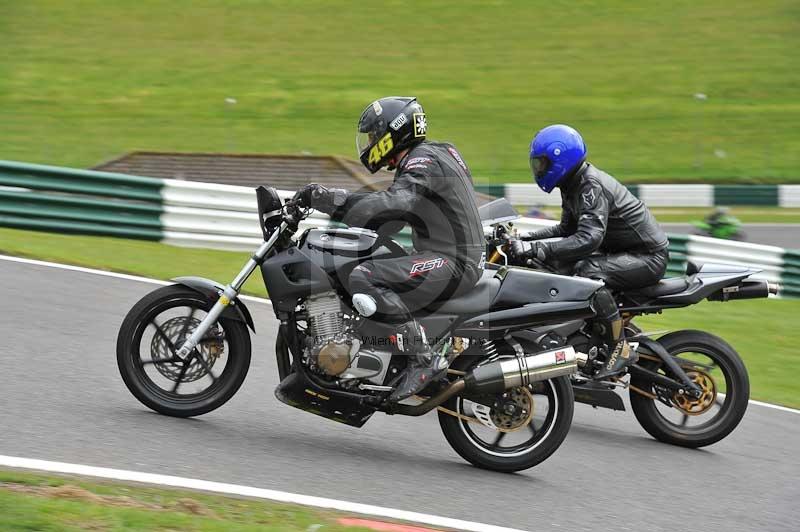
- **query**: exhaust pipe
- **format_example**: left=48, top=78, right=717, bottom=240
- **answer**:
left=708, top=279, right=779, bottom=301
left=464, top=346, right=581, bottom=395
left=392, top=347, right=586, bottom=417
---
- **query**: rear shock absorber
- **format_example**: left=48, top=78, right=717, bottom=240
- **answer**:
left=480, top=338, right=500, bottom=358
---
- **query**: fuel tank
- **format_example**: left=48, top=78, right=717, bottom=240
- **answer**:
left=491, top=267, right=604, bottom=308
left=261, top=228, right=402, bottom=311
left=300, top=227, right=383, bottom=274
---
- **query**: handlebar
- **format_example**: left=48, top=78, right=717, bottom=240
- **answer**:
left=281, top=197, right=313, bottom=230
left=485, top=230, right=559, bottom=273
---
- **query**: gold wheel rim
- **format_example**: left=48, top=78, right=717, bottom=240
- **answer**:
left=673, top=367, right=717, bottom=416
left=491, top=387, right=535, bottom=433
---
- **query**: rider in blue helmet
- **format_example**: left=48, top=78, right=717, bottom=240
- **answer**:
left=529, top=124, right=587, bottom=194
left=513, top=124, right=670, bottom=379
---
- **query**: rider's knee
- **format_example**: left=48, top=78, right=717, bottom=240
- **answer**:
left=574, top=258, right=600, bottom=279
left=348, top=263, right=374, bottom=293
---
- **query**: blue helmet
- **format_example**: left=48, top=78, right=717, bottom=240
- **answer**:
left=529, top=124, right=587, bottom=193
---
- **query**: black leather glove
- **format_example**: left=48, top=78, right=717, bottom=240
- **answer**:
left=509, top=239, right=548, bottom=265
left=294, top=184, right=348, bottom=215
left=509, top=239, right=527, bottom=262
left=293, top=184, right=326, bottom=208
left=527, top=241, right=549, bottom=265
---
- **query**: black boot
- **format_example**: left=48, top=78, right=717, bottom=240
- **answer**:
left=593, top=339, right=637, bottom=380
left=388, top=321, right=449, bottom=402
left=591, top=288, right=637, bottom=380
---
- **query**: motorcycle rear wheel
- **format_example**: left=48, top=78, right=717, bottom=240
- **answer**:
left=438, top=362, right=574, bottom=473
left=630, top=330, right=749, bottom=448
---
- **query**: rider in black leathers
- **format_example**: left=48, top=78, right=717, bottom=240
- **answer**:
left=516, top=163, right=669, bottom=289
left=512, top=125, right=669, bottom=379
left=297, top=97, right=485, bottom=401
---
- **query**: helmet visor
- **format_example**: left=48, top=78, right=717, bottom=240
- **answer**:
left=356, top=130, right=376, bottom=157
left=530, top=156, right=549, bottom=179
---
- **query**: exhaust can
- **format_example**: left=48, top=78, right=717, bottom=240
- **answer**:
left=465, top=346, right=579, bottom=394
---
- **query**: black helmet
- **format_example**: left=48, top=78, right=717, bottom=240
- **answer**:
left=356, top=96, right=426, bottom=173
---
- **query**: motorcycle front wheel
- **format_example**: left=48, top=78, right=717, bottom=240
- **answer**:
left=629, top=330, right=749, bottom=448
left=117, top=285, right=252, bottom=418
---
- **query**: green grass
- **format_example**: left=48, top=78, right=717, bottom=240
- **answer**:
left=0, top=469, right=373, bottom=531
left=2, top=1, right=799, bottom=184
left=1, top=226, right=797, bottom=407
left=638, top=300, right=799, bottom=408
left=650, top=207, right=800, bottom=224
left=0, top=227, right=269, bottom=297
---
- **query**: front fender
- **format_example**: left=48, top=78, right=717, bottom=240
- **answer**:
left=172, top=276, right=256, bottom=332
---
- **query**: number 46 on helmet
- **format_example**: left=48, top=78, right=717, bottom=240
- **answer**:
left=356, top=96, right=427, bottom=173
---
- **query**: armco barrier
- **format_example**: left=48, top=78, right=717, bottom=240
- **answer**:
left=0, top=159, right=162, bottom=201
left=475, top=183, right=800, bottom=208
left=664, top=234, right=689, bottom=276
left=715, top=185, right=779, bottom=206
left=0, top=160, right=332, bottom=249
left=780, top=185, right=800, bottom=208
left=0, top=160, right=164, bottom=240
left=159, top=187, right=334, bottom=251
left=637, top=185, right=713, bottom=208
left=687, top=236, right=783, bottom=286
left=0, top=159, right=795, bottom=296
left=782, top=250, right=800, bottom=298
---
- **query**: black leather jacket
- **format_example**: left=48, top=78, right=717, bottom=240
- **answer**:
left=526, top=163, right=668, bottom=261
left=329, top=141, right=485, bottom=270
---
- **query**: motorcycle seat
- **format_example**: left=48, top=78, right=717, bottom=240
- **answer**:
left=426, top=270, right=501, bottom=314
left=626, top=276, right=690, bottom=298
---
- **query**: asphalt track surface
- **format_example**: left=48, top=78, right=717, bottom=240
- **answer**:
left=1, top=259, right=798, bottom=532
left=663, top=223, right=799, bottom=250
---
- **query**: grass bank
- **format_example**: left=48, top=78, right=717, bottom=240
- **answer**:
left=0, top=469, right=374, bottom=531
left=0, top=227, right=268, bottom=297
left=3, top=0, right=799, bottom=183
left=637, top=300, right=798, bottom=408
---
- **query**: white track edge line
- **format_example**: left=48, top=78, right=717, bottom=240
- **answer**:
left=745, top=399, right=800, bottom=414
left=0, top=455, right=528, bottom=532
left=2, top=252, right=798, bottom=417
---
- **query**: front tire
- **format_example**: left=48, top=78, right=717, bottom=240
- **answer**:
left=438, top=375, right=574, bottom=473
left=630, top=330, right=749, bottom=448
left=117, top=285, right=252, bottom=418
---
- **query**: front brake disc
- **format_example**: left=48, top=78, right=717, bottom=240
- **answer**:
left=150, top=316, right=223, bottom=382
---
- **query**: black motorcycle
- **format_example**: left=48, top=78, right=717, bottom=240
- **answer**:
left=118, top=186, right=618, bottom=473
left=482, top=198, right=778, bottom=448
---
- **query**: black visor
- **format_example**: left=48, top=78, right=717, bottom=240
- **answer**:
left=530, top=156, right=549, bottom=179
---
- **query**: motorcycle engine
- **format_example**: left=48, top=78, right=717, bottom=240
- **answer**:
left=303, top=291, right=391, bottom=384
left=305, top=292, right=350, bottom=375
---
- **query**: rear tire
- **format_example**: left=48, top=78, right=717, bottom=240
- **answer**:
left=630, top=330, right=749, bottom=448
left=438, top=375, right=574, bottom=473
left=117, top=285, right=252, bottom=418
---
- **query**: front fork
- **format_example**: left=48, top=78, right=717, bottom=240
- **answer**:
left=488, top=244, right=508, bottom=266
left=174, top=223, right=286, bottom=360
